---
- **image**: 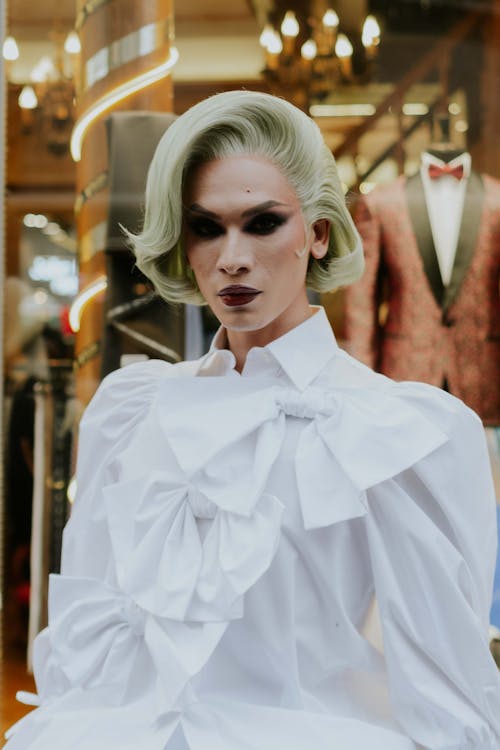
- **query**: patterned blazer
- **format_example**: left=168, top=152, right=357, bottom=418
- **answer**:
left=344, top=171, right=500, bottom=426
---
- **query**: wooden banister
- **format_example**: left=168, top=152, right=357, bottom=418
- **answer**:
left=333, top=10, right=483, bottom=161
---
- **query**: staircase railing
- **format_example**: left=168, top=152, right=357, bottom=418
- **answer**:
left=333, top=10, right=484, bottom=187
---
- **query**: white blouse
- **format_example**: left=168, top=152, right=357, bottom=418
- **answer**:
left=6, top=307, right=500, bottom=750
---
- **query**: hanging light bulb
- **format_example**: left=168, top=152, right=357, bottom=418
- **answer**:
left=18, top=85, right=38, bottom=109
left=281, top=11, right=299, bottom=55
left=264, top=29, right=283, bottom=71
left=301, top=39, right=317, bottom=61
left=335, top=34, right=353, bottom=78
left=64, top=30, right=81, bottom=55
left=320, top=10, right=339, bottom=54
left=281, top=11, right=299, bottom=37
left=267, top=30, right=283, bottom=55
left=259, top=24, right=275, bottom=49
left=3, top=35, right=19, bottom=61
left=322, top=10, right=339, bottom=28
left=335, top=34, right=353, bottom=58
left=362, top=15, right=381, bottom=46
left=362, top=15, right=381, bottom=59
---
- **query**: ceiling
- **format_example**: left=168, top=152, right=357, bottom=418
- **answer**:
left=6, top=0, right=263, bottom=82
left=5, top=0, right=372, bottom=83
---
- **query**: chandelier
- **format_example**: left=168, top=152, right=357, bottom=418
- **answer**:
left=3, top=31, right=81, bottom=156
left=259, top=8, right=381, bottom=111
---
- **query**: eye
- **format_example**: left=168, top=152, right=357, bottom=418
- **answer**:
left=244, top=212, right=287, bottom=236
left=186, top=217, right=224, bottom=239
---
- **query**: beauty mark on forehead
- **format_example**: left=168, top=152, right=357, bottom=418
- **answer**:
left=186, top=200, right=290, bottom=220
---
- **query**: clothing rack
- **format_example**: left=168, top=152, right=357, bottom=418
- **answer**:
left=27, top=363, right=75, bottom=670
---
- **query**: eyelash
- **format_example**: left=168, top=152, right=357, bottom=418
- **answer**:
left=186, top=212, right=287, bottom=239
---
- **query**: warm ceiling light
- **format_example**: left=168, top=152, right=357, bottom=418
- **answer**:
left=281, top=11, right=299, bottom=38
left=266, top=31, right=283, bottom=55
left=3, top=36, right=19, bottom=61
left=310, top=103, right=376, bottom=117
left=402, top=102, right=429, bottom=116
left=301, top=39, right=317, bottom=61
left=335, top=34, right=353, bottom=58
left=64, top=31, right=81, bottom=55
left=68, top=276, right=107, bottom=332
left=362, top=15, right=381, bottom=47
left=322, top=10, right=339, bottom=28
left=259, top=24, right=275, bottom=49
left=70, top=46, right=179, bottom=161
left=19, top=86, right=38, bottom=109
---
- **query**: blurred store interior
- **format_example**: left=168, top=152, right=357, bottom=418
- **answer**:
left=1, top=0, right=500, bottom=737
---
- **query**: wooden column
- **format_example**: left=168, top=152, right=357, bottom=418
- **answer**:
left=74, top=0, right=174, bottom=405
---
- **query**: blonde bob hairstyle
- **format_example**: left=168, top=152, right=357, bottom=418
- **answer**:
left=126, top=90, right=364, bottom=305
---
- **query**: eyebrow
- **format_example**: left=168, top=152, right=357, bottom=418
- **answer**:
left=186, top=200, right=289, bottom=220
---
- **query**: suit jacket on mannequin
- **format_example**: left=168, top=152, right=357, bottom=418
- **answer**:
left=344, top=168, right=500, bottom=425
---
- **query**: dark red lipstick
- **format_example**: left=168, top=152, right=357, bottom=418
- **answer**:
left=217, top=285, right=262, bottom=307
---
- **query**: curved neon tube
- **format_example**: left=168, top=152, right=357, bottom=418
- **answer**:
left=69, top=276, right=108, bottom=332
left=70, top=46, right=179, bottom=161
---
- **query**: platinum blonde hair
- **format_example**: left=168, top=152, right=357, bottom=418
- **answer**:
left=126, top=90, right=364, bottom=304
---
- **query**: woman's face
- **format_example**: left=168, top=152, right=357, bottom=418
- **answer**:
left=183, top=155, right=329, bottom=340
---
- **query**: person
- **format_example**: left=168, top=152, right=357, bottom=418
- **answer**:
left=5, top=90, right=500, bottom=750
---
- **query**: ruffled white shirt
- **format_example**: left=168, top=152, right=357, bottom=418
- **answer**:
left=6, top=307, right=500, bottom=750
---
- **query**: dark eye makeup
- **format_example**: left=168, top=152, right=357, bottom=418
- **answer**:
left=244, top=212, right=287, bottom=235
left=185, top=211, right=288, bottom=240
left=186, top=217, right=223, bottom=239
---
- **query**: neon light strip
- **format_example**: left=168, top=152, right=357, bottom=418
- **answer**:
left=69, top=276, right=108, bottom=332
left=70, top=46, right=179, bottom=162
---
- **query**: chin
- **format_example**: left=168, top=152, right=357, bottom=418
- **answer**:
left=214, top=306, right=274, bottom=333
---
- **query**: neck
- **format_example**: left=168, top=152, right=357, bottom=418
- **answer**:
left=226, top=295, right=313, bottom=373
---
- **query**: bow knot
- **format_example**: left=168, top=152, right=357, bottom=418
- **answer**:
left=275, top=387, right=337, bottom=420
left=120, top=597, right=146, bottom=636
left=187, top=484, right=218, bottom=519
left=428, top=162, right=464, bottom=181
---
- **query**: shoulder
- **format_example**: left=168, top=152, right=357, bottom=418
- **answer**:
left=80, top=357, right=200, bottom=430
left=326, top=347, right=484, bottom=465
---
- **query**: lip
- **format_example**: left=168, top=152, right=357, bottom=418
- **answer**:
left=216, top=285, right=262, bottom=307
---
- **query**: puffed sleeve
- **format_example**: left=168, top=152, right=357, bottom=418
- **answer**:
left=364, top=384, right=500, bottom=749
left=61, top=360, right=172, bottom=580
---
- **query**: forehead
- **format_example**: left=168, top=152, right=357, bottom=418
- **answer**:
left=184, top=155, right=300, bottom=207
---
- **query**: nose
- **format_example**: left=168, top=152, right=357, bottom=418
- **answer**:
left=216, top=230, right=252, bottom=275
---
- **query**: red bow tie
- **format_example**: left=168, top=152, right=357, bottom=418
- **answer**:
left=428, top=163, right=465, bottom=181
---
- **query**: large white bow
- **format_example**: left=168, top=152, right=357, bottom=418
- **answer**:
left=157, top=377, right=449, bottom=529
left=45, top=574, right=225, bottom=713
left=104, top=473, right=284, bottom=621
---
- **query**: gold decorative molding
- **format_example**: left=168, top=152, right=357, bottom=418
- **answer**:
left=79, top=220, right=107, bottom=263
left=75, top=0, right=113, bottom=33
left=84, top=19, right=173, bottom=91
left=75, top=171, right=109, bottom=214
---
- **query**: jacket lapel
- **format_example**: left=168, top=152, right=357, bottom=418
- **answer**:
left=443, top=171, right=484, bottom=311
left=405, top=173, right=444, bottom=307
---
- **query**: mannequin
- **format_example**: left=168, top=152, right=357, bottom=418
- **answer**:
left=344, top=115, right=500, bottom=426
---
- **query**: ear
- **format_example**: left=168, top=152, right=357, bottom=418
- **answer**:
left=310, top=219, right=330, bottom=260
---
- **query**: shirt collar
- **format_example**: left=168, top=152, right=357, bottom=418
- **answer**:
left=198, top=306, right=339, bottom=390
left=420, top=150, right=471, bottom=180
